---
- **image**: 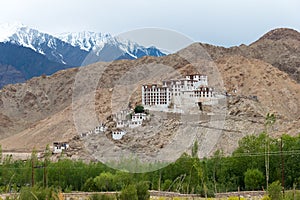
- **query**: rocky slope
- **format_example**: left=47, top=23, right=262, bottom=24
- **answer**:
left=0, top=54, right=299, bottom=158
left=0, top=42, right=71, bottom=88
left=0, top=68, right=77, bottom=139
left=201, top=28, right=300, bottom=83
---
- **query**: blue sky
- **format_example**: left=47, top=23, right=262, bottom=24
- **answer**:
left=0, top=0, right=299, bottom=47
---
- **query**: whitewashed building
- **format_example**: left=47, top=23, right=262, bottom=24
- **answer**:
left=129, top=113, right=147, bottom=128
left=142, top=84, right=171, bottom=107
left=113, top=110, right=148, bottom=129
left=52, top=142, right=69, bottom=154
left=142, top=74, right=216, bottom=111
left=113, top=110, right=132, bottom=128
left=112, top=130, right=126, bottom=140
left=95, top=123, right=107, bottom=134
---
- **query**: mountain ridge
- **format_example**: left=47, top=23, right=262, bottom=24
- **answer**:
left=0, top=22, right=165, bottom=87
left=0, top=22, right=166, bottom=65
left=253, top=27, right=300, bottom=43
left=199, top=28, right=300, bottom=83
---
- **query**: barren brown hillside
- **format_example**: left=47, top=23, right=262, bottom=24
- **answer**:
left=201, top=28, right=300, bottom=83
left=0, top=53, right=299, bottom=157
left=0, top=68, right=77, bottom=139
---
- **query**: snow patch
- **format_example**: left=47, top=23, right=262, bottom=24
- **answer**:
left=57, top=31, right=112, bottom=51
left=0, top=22, right=27, bottom=42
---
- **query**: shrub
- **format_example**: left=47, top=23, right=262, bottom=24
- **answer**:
left=268, top=181, right=282, bottom=200
left=83, top=177, right=97, bottom=192
left=136, top=181, right=150, bottom=200
left=18, top=186, right=59, bottom=200
left=134, top=105, right=144, bottom=113
left=162, top=179, right=172, bottom=191
left=261, top=195, right=271, bottom=200
left=120, top=184, right=138, bottom=200
left=94, top=172, right=115, bottom=191
left=244, top=169, right=264, bottom=190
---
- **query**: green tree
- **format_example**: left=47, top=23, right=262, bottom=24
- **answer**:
left=136, top=181, right=150, bottom=200
left=265, top=113, right=276, bottom=190
left=120, top=184, right=138, bottom=200
left=82, top=177, right=96, bottom=192
left=265, top=113, right=276, bottom=130
left=280, top=134, right=300, bottom=188
left=244, top=169, right=264, bottom=190
left=114, top=171, right=133, bottom=191
left=94, top=172, right=115, bottom=191
left=0, top=144, right=2, bottom=163
left=30, top=148, right=38, bottom=187
left=134, top=105, right=144, bottom=113
left=19, top=186, right=59, bottom=200
left=232, top=133, right=270, bottom=189
left=162, top=179, right=172, bottom=191
left=43, top=144, right=51, bottom=188
left=191, top=140, right=198, bottom=158
left=268, top=181, right=282, bottom=200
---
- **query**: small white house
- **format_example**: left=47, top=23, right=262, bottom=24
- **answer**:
left=53, top=142, right=69, bottom=154
left=131, top=113, right=147, bottom=121
left=129, top=113, right=147, bottom=128
left=95, top=124, right=107, bottom=134
left=112, top=130, right=126, bottom=140
left=116, top=120, right=128, bottom=128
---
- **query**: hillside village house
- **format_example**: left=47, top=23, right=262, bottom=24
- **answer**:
left=95, top=123, right=107, bottom=134
left=52, top=142, right=69, bottom=154
left=110, top=109, right=149, bottom=140
left=142, top=74, right=217, bottom=112
left=113, top=110, right=148, bottom=128
left=112, top=130, right=126, bottom=140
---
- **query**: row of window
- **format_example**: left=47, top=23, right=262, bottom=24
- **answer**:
left=132, top=116, right=144, bottom=120
left=144, top=102, right=168, bottom=105
left=144, top=99, right=170, bottom=102
left=189, top=94, right=212, bottom=97
left=144, top=89, right=168, bottom=92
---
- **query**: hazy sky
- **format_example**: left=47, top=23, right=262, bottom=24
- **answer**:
left=0, top=0, right=299, bottom=47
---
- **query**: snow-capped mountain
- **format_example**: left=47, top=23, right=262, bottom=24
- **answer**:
left=0, top=22, right=165, bottom=87
left=57, top=31, right=165, bottom=64
left=0, top=22, right=165, bottom=66
left=0, top=22, right=47, bottom=53
left=0, top=22, right=88, bottom=66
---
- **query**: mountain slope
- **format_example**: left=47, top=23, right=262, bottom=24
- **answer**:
left=0, top=67, right=77, bottom=139
left=0, top=23, right=88, bottom=66
left=200, top=28, right=300, bottom=83
left=0, top=53, right=299, bottom=155
left=0, top=42, right=71, bottom=88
